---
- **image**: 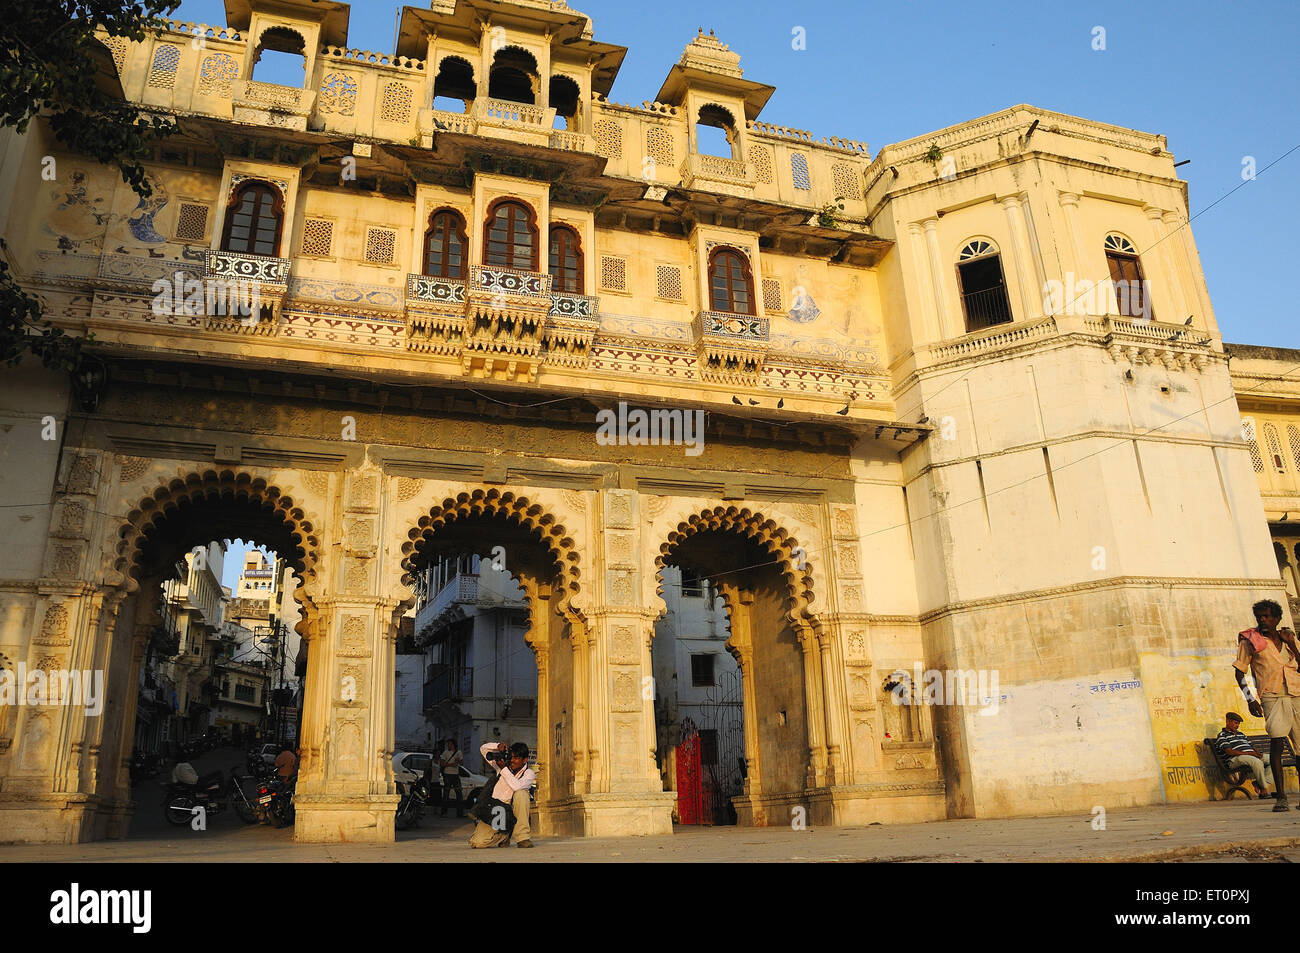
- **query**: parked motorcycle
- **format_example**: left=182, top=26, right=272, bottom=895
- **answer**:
left=259, top=773, right=296, bottom=829
left=395, top=774, right=432, bottom=831
left=163, top=767, right=260, bottom=827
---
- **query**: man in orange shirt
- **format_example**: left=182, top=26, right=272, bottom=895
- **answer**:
left=1233, top=599, right=1300, bottom=811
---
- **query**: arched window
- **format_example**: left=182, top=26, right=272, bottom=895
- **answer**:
left=433, top=56, right=476, bottom=113
left=707, top=247, right=755, bottom=315
left=250, top=27, right=306, bottom=87
left=695, top=104, right=737, bottom=159
left=483, top=200, right=538, bottom=271
left=422, top=209, right=467, bottom=278
left=956, top=239, right=1012, bottom=331
left=221, top=181, right=283, bottom=257
left=549, top=75, right=581, bottom=130
left=1104, top=233, right=1152, bottom=320
left=548, top=225, right=583, bottom=294
left=488, top=47, right=538, bottom=105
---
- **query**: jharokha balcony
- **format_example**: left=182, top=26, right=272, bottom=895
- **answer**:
left=404, top=266, right=600, bottom=381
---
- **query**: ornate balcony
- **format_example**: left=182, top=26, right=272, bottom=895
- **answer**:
left=546, top=293, right=601, bottom=367
left=693, top=310, right=770, bottom=384
left=403, top=270, right=601, bottom=378
left=404, top=275, right=467, bottom=355
left=204, top=250, right=290, bottom=335
left=680, top=153, right=755, bottom=196
left=463, top=265, right=554, bottom=381
left=231, top=80, right=316, bottom=131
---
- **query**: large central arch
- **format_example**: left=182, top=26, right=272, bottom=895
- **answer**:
left=399, top=488, right=587, bottom=828
left=654, top=505, right=828, bottom=826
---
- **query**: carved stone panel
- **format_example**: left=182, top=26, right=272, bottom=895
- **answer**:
left=66, top=454, right=98, bottom=494
left=345, top=518, right=376, bottom=555
left=605, top=490, right=634, bottom=529
left=54, top=501, right=87, bottom=538
left=348, top=474, right=378, bottom=512
left=36, top=603, right=71, bottom=645
left=836, top=542, right=860, bottom=577
left=832, top=506, right=856, bottom=538
left=332, top=715, right=364, bottom=776
left=609, top=624, right=638, bottom=664
left=606, top=532, right=634, bottom=569
left=607, top=571, right=635, bottom=606
left=612, top=669, right=640, bottom=712
left=339, top=615, right=370, bottom=657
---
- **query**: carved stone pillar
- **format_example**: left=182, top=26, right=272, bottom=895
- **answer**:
left=294, top=468, right=398, bottom=843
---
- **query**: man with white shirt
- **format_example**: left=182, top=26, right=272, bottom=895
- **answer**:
left=467, top=741, right=535, bottom=849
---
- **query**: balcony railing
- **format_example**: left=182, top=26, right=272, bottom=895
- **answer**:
left=960, top=285, right=1013, bottom=331
left=424, top=665, right=473, bottom=708
left=477, top=97, right=548, bottom=126
left=693, top=309, right=771, bottom=384
left=680, top=153, right=754, bottom=191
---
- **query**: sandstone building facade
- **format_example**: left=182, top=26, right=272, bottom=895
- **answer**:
left=0, top=0, right=1294, bottom=843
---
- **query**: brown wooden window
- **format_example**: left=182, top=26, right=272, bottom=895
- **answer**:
left=548, top=224, right=583, bottom=294
left=483, top=199, right=537, bottom=271
left=221, top=181, right=283, bottom=257
left=1104, top=234, right=1152, bottom=319
left=707, top=247, right=755, bottom=315
left=423, top=209, right=467, bottom=278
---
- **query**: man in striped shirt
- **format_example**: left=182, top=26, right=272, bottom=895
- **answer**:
left=1215, top=712, right=1272, bottom=799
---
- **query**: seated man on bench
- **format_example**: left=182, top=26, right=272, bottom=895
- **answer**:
left=1215, top=711, right=1273, bottom=799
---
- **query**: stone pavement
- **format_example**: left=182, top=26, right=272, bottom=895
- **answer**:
left=4, top=796, right=1300, bottom=862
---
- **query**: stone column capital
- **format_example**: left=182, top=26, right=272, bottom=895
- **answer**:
left=1058, top=191, right=1080, bottom=207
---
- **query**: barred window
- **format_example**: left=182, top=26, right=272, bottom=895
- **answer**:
left=380, top=82, right=413, bottom=123
left=301, top=219, right=334, bottom=257
left=105, top=37, right=129, bottom=76
left=600, top=255, right=627, bottom=292
left=646, top=126, right=674, bottom=168
left=656, top=264, right=682, bottom=301
left=147, top=45, right=181, bottom=89
left=1289, top=425, right=1300, bottom=472
left=365, top=226, right=397, bottom=265
left=791, top=152, right=811, bottom=191
left=831, top=162, right=859, bottom=201
left=762, top=276, right=782, bottom=313
left=593, top=118, right=623, bottom=160
left=749, top=145, right=774, bottom=185
left=1265, top=423, right=1287, bottom=474
left=1243, top=418, right=1264, bottom=473
left=174, top=203, right=209, bottom=242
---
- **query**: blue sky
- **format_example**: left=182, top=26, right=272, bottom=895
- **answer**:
left=173, top=0, right=1299, bottom=347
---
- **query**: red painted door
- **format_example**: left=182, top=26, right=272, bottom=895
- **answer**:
left=676, top=729, right=703, bottom=825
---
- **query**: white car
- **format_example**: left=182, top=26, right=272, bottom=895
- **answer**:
left=391, top=751, right=492, bottom=804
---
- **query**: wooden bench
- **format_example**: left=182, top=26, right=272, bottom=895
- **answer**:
left=1204, top=734, right=1297, bottom=799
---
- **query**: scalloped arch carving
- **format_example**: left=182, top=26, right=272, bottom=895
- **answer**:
left=113, top=470, right=322, bottom=595
left=401, top=488, right=583, bottom=620
left=656, top=505, right=817, bottom=622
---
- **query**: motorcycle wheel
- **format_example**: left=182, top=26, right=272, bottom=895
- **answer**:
left=232, top=793, right=258, bottom=824
left=164, top=794, right=196, bottom=827
left=395, top=798, right=415, bottom=831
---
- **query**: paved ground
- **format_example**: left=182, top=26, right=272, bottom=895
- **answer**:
left=5, top=753, right=1300, bottom=862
